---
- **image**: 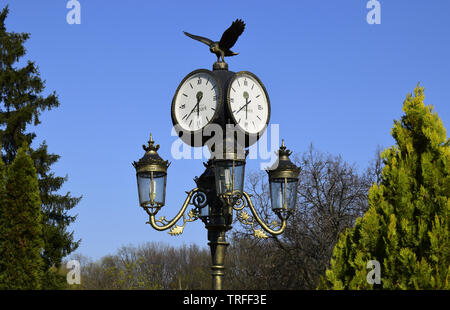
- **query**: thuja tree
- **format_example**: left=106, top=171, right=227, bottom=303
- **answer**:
left=320, top=84, right=449, bottom=289
left=0, top=6, right=81, bottom=288
left=0, top=144, right=44, bottom=289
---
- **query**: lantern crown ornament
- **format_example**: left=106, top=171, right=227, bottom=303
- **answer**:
left=266, top=140, right=300, bottom=179
left=133, top=134, right=170, bottom=174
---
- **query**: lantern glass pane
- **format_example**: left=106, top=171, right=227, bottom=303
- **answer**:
left=286, top=178, right=298, bottom=210
left=270, top=178, right=298, bottom=211
left=215, top=161, right=245, bottom=195
left=137, top=171, right=166, bottom=207
left=199, top=204, right=209, bottom=218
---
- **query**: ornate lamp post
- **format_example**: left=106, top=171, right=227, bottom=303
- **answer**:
left=132, top=19, right=300, bottom=290
left=133, top=135, right=299, bottom=289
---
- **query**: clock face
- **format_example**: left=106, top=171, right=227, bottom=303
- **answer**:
left=172, top=69, right=221, bottom=133
left=228, top=71, right=270, bottom=136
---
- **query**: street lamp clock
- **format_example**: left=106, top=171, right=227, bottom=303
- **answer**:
left=171, top=69, right=222, bottom=145
left=135, top=19, right=300, bottom=291
left=228, top=71, right=270, bottom=138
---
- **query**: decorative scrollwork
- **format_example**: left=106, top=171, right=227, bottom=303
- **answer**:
left=168, top=209, right=199, bottom=236
left=192, top=191, right=208, bottom=209
left=146, top=188, right=205, bottom=235
left=231, top=193, right=245, bottom=211
left=236, top=209, right=266, bottom=238
left=233, top=191, right=287, bottom=238
left=236, top=209, right=281, bottom=239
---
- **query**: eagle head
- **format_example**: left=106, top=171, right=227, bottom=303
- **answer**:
left=210, top=42, right=219, bottom=53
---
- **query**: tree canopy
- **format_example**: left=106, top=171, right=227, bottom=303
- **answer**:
left=0, top=144, right=44, bottom=289
left=0, top=5, right=81, bottom=288
left=321, top=84, right=449, bottom=289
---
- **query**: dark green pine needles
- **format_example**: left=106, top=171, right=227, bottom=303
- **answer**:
left=0, top=144, right=44, bottom=289
left=0, top=5, right=81, bottom=288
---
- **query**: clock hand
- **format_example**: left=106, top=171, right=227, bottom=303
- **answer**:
left=245, top=98, right=248, bottom=120
left=186, top=104, right=197, bottom=120
left=235, top=100, right=251, bottom=115
left=186, top=91, right=203, bottom=120
left=243, top=91, right=250, bottom=120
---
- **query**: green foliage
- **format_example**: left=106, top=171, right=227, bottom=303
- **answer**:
left=321, top=84, right=450, bottom=289
left=0, top=146, right=5, bottom=234
left=0, top=5, right=81, bottom=289
left=0, top=144, right=44, bottom=289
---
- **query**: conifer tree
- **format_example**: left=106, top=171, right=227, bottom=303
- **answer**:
left=0, top=146, right=5, bottom=251
left=320, top=84, right=449, bottom=289
left=0, top=144, right=44, bottom=289
left=0, top=6, right=81, bottom=288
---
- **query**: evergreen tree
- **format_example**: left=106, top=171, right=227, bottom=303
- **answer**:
left=0, top=146, right=5, bottom=252
left=0, top=144, right=44, bottom=289
left=320, top=84, right=449, bottom=289
left=0, top=6, right=81, bottom=288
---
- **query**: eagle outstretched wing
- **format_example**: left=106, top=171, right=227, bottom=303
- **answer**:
left=219, top=19, right=245, bottom=50
left=183, top=31, right=214, bottom=47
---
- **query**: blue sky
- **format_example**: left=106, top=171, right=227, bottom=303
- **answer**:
left=3, top=0, right=449, bottom=260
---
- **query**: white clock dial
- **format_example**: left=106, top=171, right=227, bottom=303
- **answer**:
left=228, top=72, right=270, bottom=135
left=172, top=70, right=220, bottom=132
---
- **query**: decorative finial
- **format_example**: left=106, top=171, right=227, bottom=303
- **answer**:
left=143, top=133, right=160, bottom=153
left=278, top=139, right=291, bottom=157
left=134, top=133, right=170, bottom=170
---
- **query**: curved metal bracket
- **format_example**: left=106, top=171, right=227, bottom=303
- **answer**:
left=145, top=188, right=207, bottom=235
left=233, top=191, right=287, bottom=238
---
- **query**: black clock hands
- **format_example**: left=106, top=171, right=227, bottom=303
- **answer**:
left=235, top=91, right=251, bottom=119
left=235, top=100, right=251, bottom=115
left=245, top=97, right=248, bottom=120
left=186, top=91, right=203, bottom=120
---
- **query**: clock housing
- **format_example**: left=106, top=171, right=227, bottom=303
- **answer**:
left=226, top=71, right=271, bottom=145
left=171, top=69, right=223, bottom=147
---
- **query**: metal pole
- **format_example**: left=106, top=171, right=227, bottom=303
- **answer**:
left=208, top=229, right=229, bottom=290
left=196, top=160, right=232, bottom=290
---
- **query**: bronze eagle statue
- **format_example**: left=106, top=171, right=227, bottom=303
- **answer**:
left=183, top=19, right=245, bottom=63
